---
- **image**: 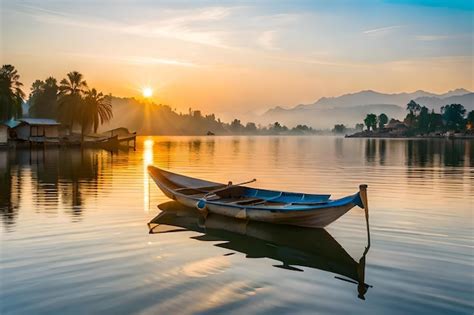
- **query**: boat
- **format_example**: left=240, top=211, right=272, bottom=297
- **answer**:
left=85, top=128, right=137, bottom=150
left=148, top=202, right=371, bottom=299
left=147, top=166, right=369, bottom=228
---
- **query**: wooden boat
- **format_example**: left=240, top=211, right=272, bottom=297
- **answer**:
left=148, top=166, right=369, bottom=228
left=148, top=202, right=371, bottom=299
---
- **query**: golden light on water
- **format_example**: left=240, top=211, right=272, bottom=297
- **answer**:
left=143, top=138, right=154, bottom=213
left=142, top=87, right=153, bottom=98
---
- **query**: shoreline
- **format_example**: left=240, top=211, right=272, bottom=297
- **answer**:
left=345, top=133, right=474, bottom=140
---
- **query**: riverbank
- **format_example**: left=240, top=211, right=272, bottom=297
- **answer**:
left=346, top=130, right=474, bottom=139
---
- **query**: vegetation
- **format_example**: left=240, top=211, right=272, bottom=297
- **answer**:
left=378, top=113, right=388, bottom=129
left=82, top=88, right=113, bottom=134
left=0, top=65, right=25, bottom=120
left=441, top=104, right=466, bottom=131
left=354, top=100, right=473, bottom=137
left=4, top=64, right=473, bottom=137
left=24, top=69, right=113, bottom=139
left=28, top=77, right=58, bottom=118
left=363, top=114, right=377, bottom=131
left=332, top=124, right=347, bottom=134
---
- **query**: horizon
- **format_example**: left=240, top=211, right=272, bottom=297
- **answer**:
left=2, top=0, right=473, bottom=117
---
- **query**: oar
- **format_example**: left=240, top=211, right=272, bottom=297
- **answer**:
left=197, top=178, right=257, bottom=212
left=359, top=184, right=370, bottom=249
left=203, top=178, right=257, bottom=199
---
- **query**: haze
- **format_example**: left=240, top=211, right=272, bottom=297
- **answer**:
left=1, top=0, right=473, bottom=117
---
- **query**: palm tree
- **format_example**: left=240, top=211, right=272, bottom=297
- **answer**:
left=0, top=65, right=25, bottom=120
left=59, top=71, right=87, bottom=95
left=82, top=88, right=113, bottom=136
left=28, top=77, right=59, bottom=118
left=58, top=71, right=88, bottom=132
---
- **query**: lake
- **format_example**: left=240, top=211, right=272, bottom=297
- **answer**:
left=1, top=136, right=473, bottom=314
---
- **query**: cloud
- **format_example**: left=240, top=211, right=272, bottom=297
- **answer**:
left=15, top=4, right=238, bottom=48
left=363, top=25, right=403, bottom=35
left=61, top=52, right=199, bottom=68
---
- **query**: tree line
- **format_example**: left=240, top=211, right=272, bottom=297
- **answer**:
left=355, top=101, right=473, bottom=135
left=1, top=64, right=322, bottom=136
left=1, top=65, right=112, bottom=140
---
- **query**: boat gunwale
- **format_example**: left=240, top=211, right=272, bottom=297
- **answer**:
left=148, top=166, right=361, bottom=213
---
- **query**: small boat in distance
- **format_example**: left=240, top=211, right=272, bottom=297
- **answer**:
left=148, top=166, right=370, bottom=228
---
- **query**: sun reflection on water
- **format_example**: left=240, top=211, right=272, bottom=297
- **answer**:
left=143, top=138, right=154, bottom=213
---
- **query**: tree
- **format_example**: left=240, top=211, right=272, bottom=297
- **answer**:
left=355, top=123, right=364, bottom=131
left=292, top=124, right=312, bottom=134
left=416, top=106, right=430, bottom=133
left=405, top=100, right=421, bottom=127
left=28, top=77, right=59, bottom=118
left=441, top=104, right=466, bottom=131
left=428, top=110, right=443, bottom=133
left=406, top=100, right=421, bottom=115
left=332, top=124, right=346, bottom=134
left=82, top=89, right=113, bottom=136
left=58, top=71, right=88, bottom=131
left=270, top=121, right=287, bottom=133
left=245, top=122, right=257, bottom=133
left=378, top=113, right=388, bottom=129
left=364, top=114, right=377, bottom=131
left=0, top=65, right=25, bottom=120
left=230, top=119, right=243, bottom=133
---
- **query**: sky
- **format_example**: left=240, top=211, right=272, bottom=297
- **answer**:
left=1, top=0, right=473, bottom=115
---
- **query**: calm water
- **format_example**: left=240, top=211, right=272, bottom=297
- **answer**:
left=1, top=136, right=473, bottom=315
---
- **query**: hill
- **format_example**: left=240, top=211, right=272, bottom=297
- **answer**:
left=260, top=89, right=473, bottom=128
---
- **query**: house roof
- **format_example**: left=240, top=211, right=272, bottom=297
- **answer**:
left=19, top=118, right=60, bottom=126
left=1, top=119, right=22, bottom=128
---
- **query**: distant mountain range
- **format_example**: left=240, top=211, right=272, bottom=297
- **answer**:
left=259, top=89, right=473, bottom=128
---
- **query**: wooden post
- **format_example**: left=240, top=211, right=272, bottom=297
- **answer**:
left=359, top=184, right=370, bottom=248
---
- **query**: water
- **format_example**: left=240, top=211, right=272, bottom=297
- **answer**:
left=1, top=136, right=473, bottom=314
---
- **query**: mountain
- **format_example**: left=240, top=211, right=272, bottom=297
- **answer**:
left=261, top=104, right=405, bottom=129
left=260, top=89, right=473, bottom=129
left=412, top=93, right=474, bottom=111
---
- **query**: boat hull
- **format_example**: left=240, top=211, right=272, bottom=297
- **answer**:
left=148, top=166, right=366, bottom=228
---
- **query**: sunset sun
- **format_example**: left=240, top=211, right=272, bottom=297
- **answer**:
left=142, top=87, right=153, bottom=98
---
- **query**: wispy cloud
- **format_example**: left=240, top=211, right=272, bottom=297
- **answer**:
left=363, top=25, right=403, bottom=35
left=15, top=4, right=238, bottom=48
left=63, top=52, right=199, bottom=68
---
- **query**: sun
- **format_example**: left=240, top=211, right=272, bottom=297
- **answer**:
left=142, top=87, right=153, bottom=98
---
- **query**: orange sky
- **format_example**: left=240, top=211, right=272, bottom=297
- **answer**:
left=2, top=2, right=473, bottom=115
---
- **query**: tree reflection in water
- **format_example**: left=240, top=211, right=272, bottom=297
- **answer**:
left=0, top=146, right=117, bottom=227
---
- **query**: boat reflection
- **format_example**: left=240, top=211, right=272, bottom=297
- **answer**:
left=149, top=201, right=372, bottom=300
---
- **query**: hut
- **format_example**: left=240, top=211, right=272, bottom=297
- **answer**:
left=0, top=120, right=21, bottom=145
left=385, top=119, right=408, bottom=136
left=14, top=118, right=61, bottom=143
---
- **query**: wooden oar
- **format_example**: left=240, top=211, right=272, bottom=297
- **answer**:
left=359, top=184, right=370, bottom=248
left=203, top=178, right=257, bottom=199
left=196, top=178, right=257, bottom=213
